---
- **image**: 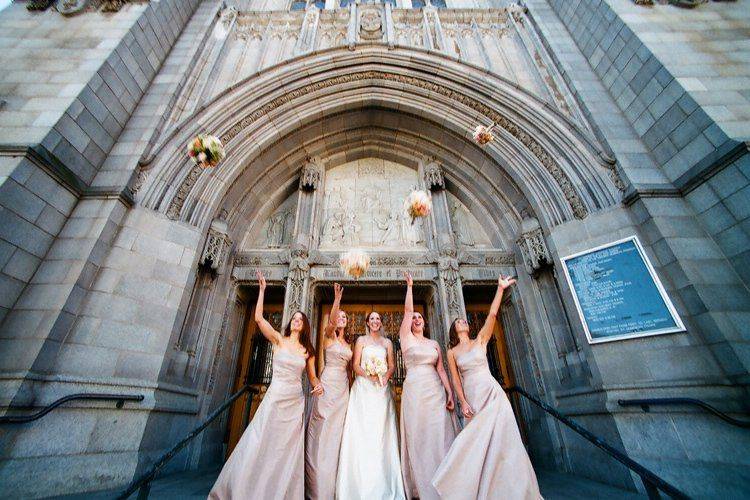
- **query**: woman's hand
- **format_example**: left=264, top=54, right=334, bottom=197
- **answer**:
left=333, top=282, right=343, bottom=301
left=404, top=271, right=413, bottom=287
left=311, top=383, right=324, bottom=397
left=498, top=274, right=516, bottom=290
left=446, top=393, right=455, bottom=411
left=460, top=399, right=474, bottom=419
left=369, top=375, right=381, bottom=387
left=256, top=269, right=267, bottom=290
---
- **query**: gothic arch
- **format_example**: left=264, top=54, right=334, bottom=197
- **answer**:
left=136, top=44, right=622, bottom=234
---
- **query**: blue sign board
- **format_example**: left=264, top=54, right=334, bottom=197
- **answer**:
left=561, top=236, right=684, bottom=344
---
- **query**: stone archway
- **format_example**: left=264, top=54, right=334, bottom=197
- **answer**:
left=139, top=45, right=620, bottom=473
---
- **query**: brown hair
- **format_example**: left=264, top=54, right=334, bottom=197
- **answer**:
left=284, top=311, right=314, bottom=356
left=334, top=310, right=355, bottom=345
left=366, top=311, right=383, bottom=334
left=448, top=318, right=461, bottom=348
left=410, top=312, right=430, bottom=339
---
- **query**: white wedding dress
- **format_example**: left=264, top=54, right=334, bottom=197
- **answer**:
left=336, top=344, right=405, bottom=500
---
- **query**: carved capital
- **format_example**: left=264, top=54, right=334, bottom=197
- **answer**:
left=300, top=157, right=322, bottom=191
left=517, top=215, right=551, bottom=276
left=201, top=215, right=231, bottom=273
left=423, top=161, right=445, bottom=191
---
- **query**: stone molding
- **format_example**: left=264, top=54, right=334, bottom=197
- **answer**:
left=164, top=69, right=589, bottom=221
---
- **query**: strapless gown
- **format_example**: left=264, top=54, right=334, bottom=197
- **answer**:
left=433, top=346, right=542, bottom=500
left=336, top=344, right=405, bottom=500
left=209, top=349, right=305, bottom=500
left=400, top=342, right=457, bottom=500
left=305, top=342, right=352, bottom=499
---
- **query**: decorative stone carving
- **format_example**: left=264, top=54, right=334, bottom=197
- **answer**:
left=201, top=212, right=231, bottom=273
left=423, top=161, right=445, bottom=191
left=206, top=71, right=588, bottom=223
left=300, top=157, right=322, bottom=191
left=320, top=159, right=425, bottom=249
left=286, top=249, right=310, bottom=314
left=516, top=213, right=551, bottom=276
left=438, top=256, right=463, bottom=320
left=359, top=6, right=383, bottom=41
left=167, top=163, right=202, bottom=220
left=484, top=253, right=515, bottom=266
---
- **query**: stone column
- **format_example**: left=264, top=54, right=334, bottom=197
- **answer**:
left=294, top=6, right=320, bottom=56
left=422, top=160, right=455, bottom=254
left=423, top=161, right=467, bottom=327
left=283, top=158, right=322, bottom=325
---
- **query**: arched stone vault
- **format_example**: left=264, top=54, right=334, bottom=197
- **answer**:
left=137, top=45, right=623, bottom=234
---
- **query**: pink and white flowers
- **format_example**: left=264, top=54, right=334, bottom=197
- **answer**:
left=403, top=190, right=432, bottom=223
left=364, top=355, right=388, bottom=386
left=339, top=249, right=371, bottom=279
left=187, top=134, right=226, bottom=168
left=473, top=124, right=495, bottom=146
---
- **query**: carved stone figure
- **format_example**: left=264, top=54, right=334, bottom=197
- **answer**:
left=450, top=201, right=476, bottom=247
left=376, top=210, right=402, bottom=245
left=359, top=7, right=384, bottom=41
left=266, top=210, right=290, bottom=248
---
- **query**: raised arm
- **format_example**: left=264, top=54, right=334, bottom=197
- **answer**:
left=477, top=274, right=516, bottom=344
left=325, top=283, right=344, bottom=339
left=254, top=270, right=282, bottom=345
left=435, top=343, right=455, bottom=411
left=398, top=272, right=414, bottom=344
left=447, top=349, right=473, bottom=418
left=306, top=355, right=323, bottom=396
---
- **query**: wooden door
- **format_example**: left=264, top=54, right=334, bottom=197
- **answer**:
left=226, top=304, right=283, bottom=457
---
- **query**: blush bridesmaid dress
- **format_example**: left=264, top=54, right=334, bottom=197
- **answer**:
left=432, top=346, right=542, bottom=500
left=209, top=349, right=306, bottom=500
left=305, top=341, right=352, bottom=499
left=399, top=342, right=457, bottom=500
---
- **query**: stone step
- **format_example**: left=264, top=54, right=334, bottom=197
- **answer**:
left=53, top=467, right=645, bottom=499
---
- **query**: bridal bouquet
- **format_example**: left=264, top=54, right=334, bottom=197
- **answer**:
left=364, top=356, right=388, bottom=386
left=472, top=124, right=495, bottom=146
left=339, top=249, right=370, bottom=279
left=403, top=190, right=431, bottom=224
left=187, top=134, right=226, bottom=168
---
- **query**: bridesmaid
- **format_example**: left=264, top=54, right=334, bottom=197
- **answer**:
left=209, top=270, right=313, bottom=500
left=432, top=275, right=542, bottom=500
left=305, top=283, right=353, bottom=499
left=399, top=272, right=456, bottom=500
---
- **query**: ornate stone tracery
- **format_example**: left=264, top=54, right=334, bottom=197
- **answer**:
left=200, top=211, right=231, bottom=273
left=516, top=213, right=551, bottom=276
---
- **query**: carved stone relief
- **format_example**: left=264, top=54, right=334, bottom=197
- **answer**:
left=319, top=159, right=425, bottom=250
left=446, top=192, right=491, bottom=248
left=359, top=5, right=384, bottom=41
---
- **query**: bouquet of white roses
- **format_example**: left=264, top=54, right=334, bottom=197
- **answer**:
left=403, top=190, right=432, bottom=224
left=187, top=134, right=226, bottom=168
left=364, top=355, right=388, bottom=386
left=472, top=124, right=495, bottom=146
left=339, top=249, right=371, bottom=279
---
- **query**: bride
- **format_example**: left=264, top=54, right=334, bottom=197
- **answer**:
left=335, top=311, right=406, bottom=500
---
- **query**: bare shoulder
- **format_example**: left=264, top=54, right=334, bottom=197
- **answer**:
left=382, top=337, right=393, bottom=348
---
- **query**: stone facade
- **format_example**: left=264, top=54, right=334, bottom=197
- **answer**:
left=0, top=0, right=748, bottom=498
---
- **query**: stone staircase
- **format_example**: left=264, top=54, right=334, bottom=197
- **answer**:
left=55, top=467, right=645, bottom=499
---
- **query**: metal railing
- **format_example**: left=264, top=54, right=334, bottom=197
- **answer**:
left=507, top=386, right=689, bottom=500
left=0, top=393, right=144, bottom=424
left=619, top=397, right=750, bottom=429
left=117, top=385, right=257, bottom=500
